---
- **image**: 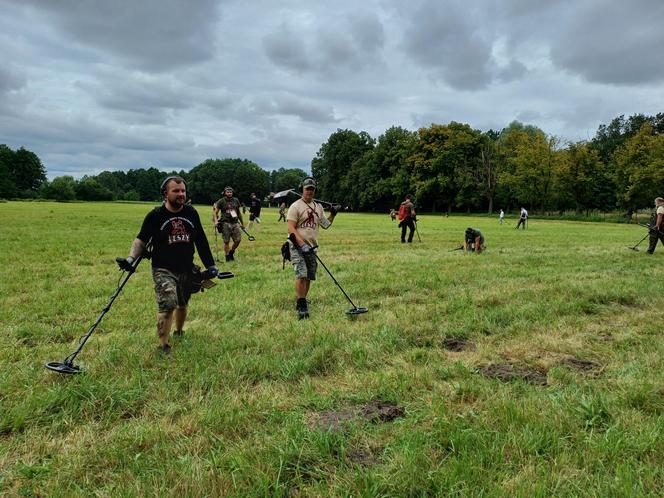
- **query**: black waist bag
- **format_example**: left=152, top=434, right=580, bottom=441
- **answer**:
left=281, top=241, right=291, bottom=269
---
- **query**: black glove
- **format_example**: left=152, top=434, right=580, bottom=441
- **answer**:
left=202, top=266, right=218, bottom=280
left=116, top=256, right=135, bottom=272
left=329, top=204, right=340, bottom=215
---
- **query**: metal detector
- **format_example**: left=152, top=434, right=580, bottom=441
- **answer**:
left=629, top=233, right=650, bottom=251
left=240, top=226, right=256, bottom=241
left=213, top=224, right=221, bottom=262
left=273, top=188, right=340, bottom=211
left=414, top=221, right=422, bottom=242
left=313, top=251, right=368, bottom=316
left=45, top=256, right=235, bottom=374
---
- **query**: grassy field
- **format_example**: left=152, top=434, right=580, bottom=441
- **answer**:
left=1, top=200, right=664, bottom=497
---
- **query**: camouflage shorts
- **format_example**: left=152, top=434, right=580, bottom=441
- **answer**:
left=289, top=242, right=317, bottom=280
left=152, top=268, right=193, bottom=311
left=221, top=222, right=241, bottom=244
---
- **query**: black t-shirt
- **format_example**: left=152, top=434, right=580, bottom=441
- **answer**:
left=249, top=198, right=262, bottom=216
left=137, top=204, right=214, bottom=273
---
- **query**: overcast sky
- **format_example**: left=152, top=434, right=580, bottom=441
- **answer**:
left=1, top=0, right=663, bottom=179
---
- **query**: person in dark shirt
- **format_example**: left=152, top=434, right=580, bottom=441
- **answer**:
left=278, top=202, right=287, bottom=222
left=464, top=227, right=485, bottom=253
left=398, top=194, right=417, bottom=243
left=213, top=186, right=244, bottom=262
left=247, top=192, right=262, bottom=229
left=116, top=176, right=218, bottom=354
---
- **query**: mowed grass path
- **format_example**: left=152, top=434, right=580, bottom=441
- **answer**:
left=1, top=201, right=663, bottom=497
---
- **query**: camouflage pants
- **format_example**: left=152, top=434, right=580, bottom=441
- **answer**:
left=221, top=222, right=241, bottom=244
left=152, top=268, right=193, bottom=311
left=289, top=242, right=317, bottom=280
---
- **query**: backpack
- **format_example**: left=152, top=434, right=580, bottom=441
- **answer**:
left=281, top=240, right=291, bottom=269
left=398, top=203, right=408, bottom=221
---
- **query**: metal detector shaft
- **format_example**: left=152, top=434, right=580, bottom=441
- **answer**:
left=630, top=232, right=650, bottom=251
left=240, top=226, right=255, bottom=241
left=415, top=221, right=422, bottom=242
left=62, top=255, right=144, bottom=367
left=313, top=252, right=359, bottom=309
left=213, top=224, right=220, bottom=261
left=274, top=189, right=339, bottom=209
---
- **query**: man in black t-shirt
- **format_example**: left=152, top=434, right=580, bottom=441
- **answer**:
left=116, top=176, right=218, bottom=354
left=247, top=192, right=262, bottom=229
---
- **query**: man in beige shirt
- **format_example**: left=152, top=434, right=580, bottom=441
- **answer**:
left=287, top=177, right=337, bottom=319
left=647, top=197, right=664, bottom=254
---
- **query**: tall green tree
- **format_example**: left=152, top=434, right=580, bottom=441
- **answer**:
left=498, top=123, right=563, bottom=210
left=75, top=176, right=114, bottom=201
left=10, top=147, right=47, bottom=195
left=40, top=176, right=77, bottom=201
left=188, top=158, right=269, bottom=204
left=613, top=123, right=664, bottom=212
left=345, top=126, right=417, bottom=210
left=0, top=145, right=17, bottom=198
left=311, top=129, right=375, bottom=206
left=270, top=167, right=308, bottom=193
left=409, top=122, right=482, bottom=212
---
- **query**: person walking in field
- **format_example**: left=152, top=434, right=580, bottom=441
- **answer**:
left=516, top=207, right=528, bottom=229
left=213, top=186, right=244, bottom=262
left=116, top=176, right=218, bottom=354
left=647, top=197, right=664, bottom=254
left=287, top=177, right=338, bottom=319
left=499, top=209, right=505, bottom=225
left=398, top=194, right=417, bottom=243
left=247, top=192, right=262, bottom=229
left=464, top=227, right=485, bottom=253
left=278, top=202, right=287, bottom=222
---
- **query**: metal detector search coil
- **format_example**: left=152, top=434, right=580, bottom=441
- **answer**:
left=45, top=262, right=235, bottom=375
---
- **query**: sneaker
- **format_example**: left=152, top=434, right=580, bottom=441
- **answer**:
left=298, top=309, right=310, bottom=320
left=173, top=329, right=184, bottom=337
left=158, top=344, right=172, bottom=355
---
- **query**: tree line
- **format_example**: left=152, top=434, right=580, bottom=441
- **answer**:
left=312, top=113, right=664, bottom=214
left=4, top=112, right=663, bottom=213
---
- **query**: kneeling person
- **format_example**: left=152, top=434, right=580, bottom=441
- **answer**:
left=464, top=227, right=485, bottom=253
left=287, top=177, right=337, bottom=319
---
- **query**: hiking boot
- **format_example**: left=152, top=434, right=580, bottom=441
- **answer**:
left=225, top=254, right=231, bottom=262
left=158, top=344, right=172, bottom=355
left=296, top=298, right=309, bottom=320
left=228, top=250, right=235, bottom=261
left=173, top=329, right=184, bottom=337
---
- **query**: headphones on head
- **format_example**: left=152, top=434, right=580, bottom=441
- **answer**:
left=160, top=176, right=186, bottom=196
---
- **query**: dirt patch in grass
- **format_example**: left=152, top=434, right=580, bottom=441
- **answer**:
left=312, top=400, right=405, bottom=431
left=346, top=446, right=381, bottom=466
left=561, top=357, right=601, bottom=371
left=441, top=337, right=476, bottom=352
left=477, top=364, right=548, bottom=386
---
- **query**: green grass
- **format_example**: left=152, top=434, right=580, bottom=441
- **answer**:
left=1, top=201, right=664, bottom=497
